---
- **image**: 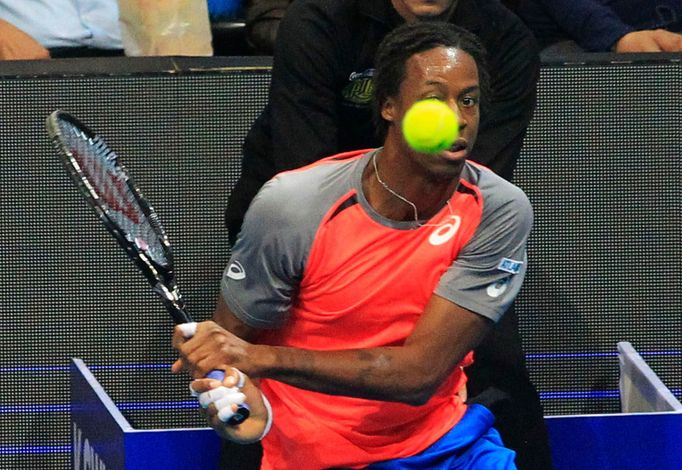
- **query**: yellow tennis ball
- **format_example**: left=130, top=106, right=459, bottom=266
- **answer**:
left=402, top=99, right=459, bottom=153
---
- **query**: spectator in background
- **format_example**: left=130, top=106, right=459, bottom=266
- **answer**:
left=244, top=0, right=526, bottom=55
left=226, top=1, right=550, bottom=469
left=518, top=0, right=682, bottom=54
left=0, top=0, right=123, bottom=59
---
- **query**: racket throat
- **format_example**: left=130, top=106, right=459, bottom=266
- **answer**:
left=152, top=283, right=192, bottom=324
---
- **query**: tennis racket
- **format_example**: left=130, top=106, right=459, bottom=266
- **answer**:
left=46, top=110, right=249, bottom=425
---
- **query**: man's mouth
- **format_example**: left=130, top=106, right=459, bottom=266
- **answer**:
left=448, top=138, right=467, bottom=153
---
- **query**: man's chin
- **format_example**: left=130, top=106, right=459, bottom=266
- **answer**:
left=414, top=1, right=458, bottom=22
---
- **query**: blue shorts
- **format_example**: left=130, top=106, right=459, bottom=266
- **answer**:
left=366, top=404, right=516, bottom=469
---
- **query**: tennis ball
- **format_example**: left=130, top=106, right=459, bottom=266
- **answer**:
left=402, top=99, right=459, bottom=153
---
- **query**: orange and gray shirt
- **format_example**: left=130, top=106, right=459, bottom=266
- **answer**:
left=223, top=149, right=533, bottom=469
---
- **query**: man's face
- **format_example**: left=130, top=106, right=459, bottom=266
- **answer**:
left=382, top=46, right=480, bottom=178
left=390, top=0, right=458, bottom=22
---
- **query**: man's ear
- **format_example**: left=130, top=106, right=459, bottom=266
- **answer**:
left=381, top=97, right=397, bottom=124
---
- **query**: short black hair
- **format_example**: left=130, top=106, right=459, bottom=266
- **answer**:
left=373, top=22, right=490, bottom=139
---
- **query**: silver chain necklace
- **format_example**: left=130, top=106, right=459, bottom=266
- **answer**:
left=371, top=151, right=454, bottom=227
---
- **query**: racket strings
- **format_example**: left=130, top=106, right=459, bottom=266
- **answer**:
left=60, top=120, right=170, bottom=268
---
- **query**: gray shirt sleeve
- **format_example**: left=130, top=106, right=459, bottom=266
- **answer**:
left=435, top=179, right=533, bottom=323
left=220, top=156, right=357, bottom=328
left=221, top=176, right=310, bottom=329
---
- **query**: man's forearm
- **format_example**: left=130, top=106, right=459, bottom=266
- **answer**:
left=249, top=343, right=456, bottom=405
left=210, top=293, right=491, bottom=405
left=247, top=313, right=490, bottom=405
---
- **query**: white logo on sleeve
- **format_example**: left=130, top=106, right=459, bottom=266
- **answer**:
left=429, top=216, right=462, bottom=246
left=486, top=279, right=509, bottom=298
left=227, top=261, right=246, bottom=280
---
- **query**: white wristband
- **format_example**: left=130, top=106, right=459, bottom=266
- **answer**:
left=257, top=393, right=273, bottom=441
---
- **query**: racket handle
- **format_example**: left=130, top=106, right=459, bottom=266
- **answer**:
left=177, top=323, right=250, bottom=425
left=206, top=370, right=251, bottom=425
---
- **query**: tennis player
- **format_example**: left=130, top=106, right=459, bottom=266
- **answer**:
left=174, top=21, right=532, bottom=469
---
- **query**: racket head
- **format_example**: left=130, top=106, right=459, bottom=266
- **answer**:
left=47, top=111, right=248, bottom=423
left=47, top=111, right=172, bottom=266
left=46, top=110, right=191, bottom=324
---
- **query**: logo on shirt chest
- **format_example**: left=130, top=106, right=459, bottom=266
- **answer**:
left=428, top=215, right=462, bottom=246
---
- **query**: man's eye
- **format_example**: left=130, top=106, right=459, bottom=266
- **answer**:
left=461, top=96, right=479, bottom=107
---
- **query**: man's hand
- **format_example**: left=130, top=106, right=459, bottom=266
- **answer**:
left=615, top=29, right=682, bottom=52
left=0, top=20, right=50, bottom=60
left=191, top=369, right=272, bottom=444
left=172, top=321, right=257, bottom=378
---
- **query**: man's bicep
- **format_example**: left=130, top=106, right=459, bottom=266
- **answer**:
left=405, top=294, right=493, bottom=382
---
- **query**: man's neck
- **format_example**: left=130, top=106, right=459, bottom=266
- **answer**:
left=362, top=147, right=461, bottom=223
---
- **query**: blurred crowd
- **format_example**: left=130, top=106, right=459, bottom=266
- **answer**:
left=1, top=0, right=680, bottom=60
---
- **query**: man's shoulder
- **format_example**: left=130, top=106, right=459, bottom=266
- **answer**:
left=459, top=164, right=533, bottom=245
left=462, top=162, right=531, bottom=211
left=245, top=150, right=368, bottom=239
left=264, top=149, right=368, bottom=199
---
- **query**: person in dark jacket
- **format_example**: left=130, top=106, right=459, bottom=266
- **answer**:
left=225, top=1, right=550, bottom=469
left=244, top=0, right=527, bottom=54
left=518, top=0, right=682, bottom=53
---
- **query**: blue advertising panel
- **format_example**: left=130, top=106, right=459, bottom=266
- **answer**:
left=547, top=412, right=682, bottom=470
left=70, top=359, right=222, bottom=469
